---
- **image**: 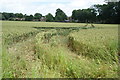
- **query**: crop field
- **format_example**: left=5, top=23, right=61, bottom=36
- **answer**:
left=1, top=21, right=119, bottom=78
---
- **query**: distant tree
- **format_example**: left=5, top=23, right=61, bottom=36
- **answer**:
left=34, top=13, right=42, bottom=20
left=46, top=13, right=54, bottom=22
left=55, top=8, right=67, bottom=22
left=93, top=2, right=120, bottom=23
left=9, top=13, right=15, bottom=18
left=72, top=10, right=79, bottom=20
left=83, top=8, right=97, bottom=22
left=1, top=12, right=14, bottom=20
left=72, top=9, right=96, bottom=23
left=15, top=13, right=23, bottom=18
left=25, top=15, right=34, bottom=21
left=72, top=1, right=120, bottom=24
left=2, top=12, right=10, bottom=20
left=116, top=1, right=120, bottom=23
left=24, top=14, right=27, bottom=18
left=0, top=12, right=1, bottom=20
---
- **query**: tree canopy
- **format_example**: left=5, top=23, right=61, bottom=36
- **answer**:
left=55, top=8, right=67, bottom=22
left=72, top=9, right=96, bottom=23
left=34, top=13, right=42, bottom=20
left=25, top=15, right=34, bottom=21
left=46, top=13, right=54, bottom=22
left=71, top=2, right=120, bottom=24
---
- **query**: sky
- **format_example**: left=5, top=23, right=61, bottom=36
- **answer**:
left=0, top=0, right=105, bottom=16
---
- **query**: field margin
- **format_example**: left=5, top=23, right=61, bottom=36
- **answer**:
left=0, top=18, right=2, bottom=79
left=118, top=24, right=120, bottom=78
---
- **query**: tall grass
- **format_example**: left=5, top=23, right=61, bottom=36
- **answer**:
left=0, top=20, right=2, bottom=79
left=68, top=28, right=118, bottom=63
left=35, top=30, right=118, bottom=78
left=2, top=47, right=15, bottom=78
left=2, top=21, right=118, bottom=78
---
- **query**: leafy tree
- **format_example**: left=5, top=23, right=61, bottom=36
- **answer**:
left=72, top=10, right=79, bottom=20
left=2, top=15, right=6, bottom=20
left=2, top=12, right=10, bottom=20
left=72, top=1, right=119, bottom=24
left=55, top=8, right=67, bottom=22
left=93, top=2, right=120, bottom=23
left=15, top=13, right=23, bottom=18
left=0, top=13, right=2, bottom=20
left=34, top=13, right=42, bottom=20
left=72, top=9, right=96, bottom=23
left=46, top=13, right=54, bottom=22
left=25, top=15, right=34, bottom=21
left=9, top=13, right=15, bottom=18
left=1, top=12, right=15, bottom=20
left=116, top=1, right=120, bottom=23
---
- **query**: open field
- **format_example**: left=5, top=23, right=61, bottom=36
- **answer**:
left=1, top=21, right=119, bottom=78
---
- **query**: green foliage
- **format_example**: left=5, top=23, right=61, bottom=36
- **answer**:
left=46, top=13, right=54, bottom=22
left=25, top=15, right=34, bottom=21
left=71, top=2, right=120, bottom=23
left=34, top=13, right=42, bottom=20
left=55, top=8, right=67, bottom=22
left=72, top=9, right=97, bottom=22
left=93, top=2, right=120, bottom=23
left=15, top=13, right=23, bottom=18
left=2, top=12, right=11, bottom=20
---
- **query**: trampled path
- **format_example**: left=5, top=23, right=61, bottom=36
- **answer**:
left=7, top=37, right=39, bottom=77
left=7, top=26, right=96, bottom=77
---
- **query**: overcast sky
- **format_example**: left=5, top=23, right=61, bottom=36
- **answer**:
left=0, top=0, right=105, bottom=16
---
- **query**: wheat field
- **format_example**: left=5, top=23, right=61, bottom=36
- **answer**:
left=1, top=21, right=119, bottom=78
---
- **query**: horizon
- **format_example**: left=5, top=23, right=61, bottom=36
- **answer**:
left=0, top=0, right=105, bottom=16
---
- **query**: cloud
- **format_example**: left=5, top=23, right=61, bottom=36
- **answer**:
left=0, top=0, right=105, bottom=16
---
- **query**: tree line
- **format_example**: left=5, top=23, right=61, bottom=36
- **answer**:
left=0, top=2, right=120, bottom=24
left=72, top=2, right=120, bottom=24
left=0, top=8, right=67, bottom=22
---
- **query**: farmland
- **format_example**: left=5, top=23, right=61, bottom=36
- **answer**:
left=1, top=21, right=119, bottom=78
